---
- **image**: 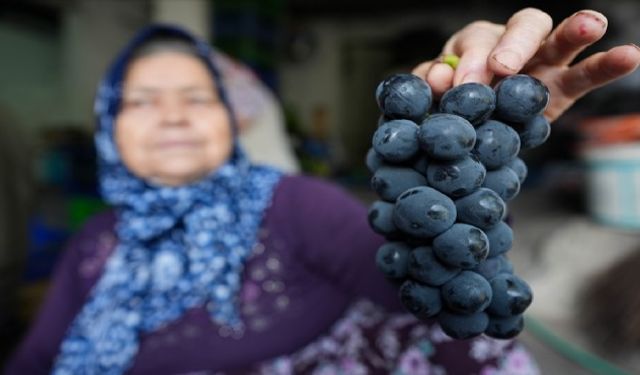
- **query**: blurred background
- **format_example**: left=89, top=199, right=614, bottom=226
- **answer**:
left=1, top=0, right=639, bottom=373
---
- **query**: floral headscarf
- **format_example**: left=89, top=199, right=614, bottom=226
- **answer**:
left=52, top=24, right=282, bottom=375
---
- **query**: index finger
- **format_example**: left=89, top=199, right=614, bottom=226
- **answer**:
left=488, top=8, right=553, bottom=75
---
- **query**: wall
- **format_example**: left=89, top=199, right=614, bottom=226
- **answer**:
left=0, top=1, right=149, bottom=131
left=61, top=0, right=149, bottom=128
left=152, top=0, right=211, bottom=40
left=0, top=22, right=61, bottom=130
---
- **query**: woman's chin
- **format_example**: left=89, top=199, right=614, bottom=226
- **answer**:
left=146, top=169, right=208, bottom=187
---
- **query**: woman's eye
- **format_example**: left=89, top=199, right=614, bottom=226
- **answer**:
left=187, top=96, right=214, bottom=105
left=124, top=98, right=154, bottom=108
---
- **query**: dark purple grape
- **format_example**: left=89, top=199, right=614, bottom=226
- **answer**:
left=371, top=166, right=427, bottom=202
left=418, top=114, right=476, bottom=160
left=368, top=200, right=398, bottom=236
left=455, top=188, right=506, bottom=230
left=472, top=255, right=513, bottom=280
left=485, top=314, right=524, bottom=339
left=365, top=148, right=385, bottom=173
left=433, top=223, right=489, bottom=269
left=399, top=279, right=442, bottom=319
left=484, top=221, right=513, bottom=257
left=494, top=74, right=549, bottom=123
left=441, top=271, right=493, bottom=314
left=375, top=242, right=411, bottom=279
left=439, top=82, right=496, bottom=125
left=488, top=274, right=533, bottom=317
left=408, top=246, right=460, bottom=286
left=506, top=157, right=528, bottom=184
left=426, top=156, right=486, bottom=198
left=514, top=114, right=551, bottom=149
left=376, top=73, right=432, bottom=123
left=393, top=186, right=456, bottom=239
left=438, top=310, right=489, bottom=339
left=483, top=166, right=521, bottom=201
left=473, top=120, right=521, bottom=170
left=372, top=120, right=419, bottom=162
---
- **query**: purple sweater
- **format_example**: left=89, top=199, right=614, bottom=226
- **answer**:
left=5, top=176, right=535, bottom=374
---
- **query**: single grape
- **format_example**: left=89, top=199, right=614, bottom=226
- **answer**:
left=368, top=200, right=398, bottom=236
left=365, top=148, right=385, bottom=173
left=426, top=156, right=486, bottom=198
left=432, top=223, right=489, bottom=269
left=506, top=157, right=528, bottom=184
left=408, top=246, right=460, bottom=286
left=514, top=114, right=551, bottom=149
left=472, top=255, right=512, bottom=280
left=484, top=221, right=513, bottom=257
left=488, top=274, right=533, bottom=317
left=473, top=120, right=521, bottom=170
left=376, top=73, right=432, bottom=123
left=371, top=166, right=427, bottom=202
left=399, top=279, right=442, bottom=319
left=483, top=166, right=521, bottom=201
left=438, top=310, right=489, bottom=339
left=485, top=314, right=524, bottom=339
left=417, top=114, right=476, bottom=160
left=372, top=120, right=420, bottom=163
left=375, top=242, right=411, bottom=279
left=455, top=188, right=506, bottom=230
left=393, top=186, right=457, bottom=239
left=441, top=271, right=493, bottom=314
left=494, top=74, right=549, bottom=123
left=439, top=82, right=496, bottom=125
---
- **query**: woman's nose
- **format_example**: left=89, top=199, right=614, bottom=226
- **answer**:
left=160, top=98, right=188, bottom=126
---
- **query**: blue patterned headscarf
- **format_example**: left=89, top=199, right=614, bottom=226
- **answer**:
left=52, top=25, right=283, bottom=374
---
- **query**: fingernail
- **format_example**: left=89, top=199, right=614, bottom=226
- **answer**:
left=629, top=43, right=640, bottom=52
left=493, top=50, right=521, bottom=72
left=574, top=10, right=607, bottom=29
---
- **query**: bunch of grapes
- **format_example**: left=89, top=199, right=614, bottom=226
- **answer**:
left=368, top=73, right=550, bottom=339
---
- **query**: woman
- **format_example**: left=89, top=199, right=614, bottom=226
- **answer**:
left=6, top=8, right=639, bottom=375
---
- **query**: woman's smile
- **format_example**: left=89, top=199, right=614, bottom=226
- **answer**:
left=153, top=138, right=202, bottom=150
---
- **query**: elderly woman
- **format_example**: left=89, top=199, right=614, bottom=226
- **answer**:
left=5, top=8, right=639, bottom=375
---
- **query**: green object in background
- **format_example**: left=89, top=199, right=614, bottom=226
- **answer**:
left=524, top=315, right=632, bottom=375
left=67, top=196, right=108, bottom=231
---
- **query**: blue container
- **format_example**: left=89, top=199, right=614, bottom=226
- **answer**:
left=583, top=143, right=640, bottom=229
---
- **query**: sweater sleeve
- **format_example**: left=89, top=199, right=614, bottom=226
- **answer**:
left=283, top=176, right=404, bottom=311
left=3, top=212, right=115, bottom=375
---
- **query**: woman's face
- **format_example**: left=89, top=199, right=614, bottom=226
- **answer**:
left=115, top=51, right=232, bottom=187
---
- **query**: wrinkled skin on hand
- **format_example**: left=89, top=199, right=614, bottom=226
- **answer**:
left=412, top=8, right=640, bottom=122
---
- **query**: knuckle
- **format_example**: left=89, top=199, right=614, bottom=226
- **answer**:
left=467, top=20, right=500, bottom=32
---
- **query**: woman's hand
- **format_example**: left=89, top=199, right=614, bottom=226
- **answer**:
left=413, top=8, right=640, bottom=122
